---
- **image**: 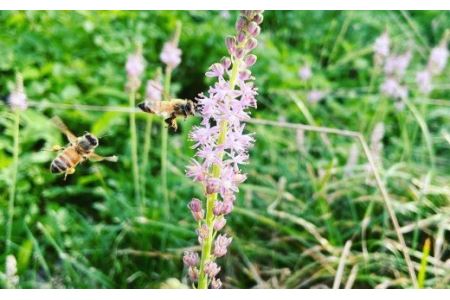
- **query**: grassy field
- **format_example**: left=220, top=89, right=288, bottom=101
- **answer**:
left=0, top=11, right=449, bottom=288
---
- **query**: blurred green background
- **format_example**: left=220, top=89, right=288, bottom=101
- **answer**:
left=0, top=11, right=449, bottom=288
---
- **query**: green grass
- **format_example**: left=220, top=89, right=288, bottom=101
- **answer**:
left=0, top=11, right=449, bottom=289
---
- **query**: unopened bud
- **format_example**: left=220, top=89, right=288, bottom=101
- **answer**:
left=253, top=13, right=264, bottom=25
left=239, top=69, right=252, bottom=81
left=237, top=31, right=246, bottom=44
left=197, top=224, right=209, bottom=244
left=214, top=217, right=227, bottom=231
left=213, top=201, right=224, bottom=216
left=236, top=16, right=247, bottom=31
left=244, top=54, right=257, bottom=67
left=183, top=251, right=199, bottom=267
left=204, top=261, right=221, bottom=278
left=225, top=36, right=236, bottom=55
left=211, top=278, right=222, bottom=289
left=235, top=48, right=245, bottom=60
left=188, top=198, right=204, bottom=221
left=188, top=267, right=199, bottom=282
left=222, top=201, right=234, bottom=215
left=220, top=57, right=232, bottom=70
left=245, top=38, right=258, bottom=51
left=206, top=179, right=220, bottom=194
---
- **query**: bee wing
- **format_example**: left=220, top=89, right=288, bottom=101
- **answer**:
left=51, top=116, right=78, bottom=145
left=147, top=100, right=171, bottom=119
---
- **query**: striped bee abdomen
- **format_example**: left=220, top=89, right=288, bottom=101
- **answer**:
left=50, top=148, right=80, bottom=173
left=50, top=158, right=67, bottom=173
left=137, top=102, right=154, bottom=113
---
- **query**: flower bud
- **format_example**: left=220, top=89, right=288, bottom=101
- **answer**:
left=211, top=278, right=222, bottom=289
left=204, top=261, right=221, bottom=278
left=214, top=234, right=232, bottom=258
left=253, top=13, right=264, bottom=25
left=244, top=54, right=257, bottom=67
left=221, top=201, right=234, bottom=215
left=236, top=31, right=246, bottom=44
left=197, top=224, right=209, bottom=244
left=225, top=36, right=236, bottom=55
left=220, top=57, right=232, bottom=70
left=188, top=267, right=199, bottom=282
left=206, top=178, right=220, bottom=194
left=213, top=217, right=227, bottom=231
left=236, top=16, right=247, bottom=32
left=183, top=251, right=199, bottom=267
left=188, top=198, right=204, bottom=221
left=239, top=70, right=252, bottom=81
left=245, top=38, right=258, bottom=51
left=248, top=21, right=260, bottom=37
left=213, top=201, right=224, bottom=216
left=242, top=10, right=255, bottom=20
left=235, top=48, right=245, bottom=60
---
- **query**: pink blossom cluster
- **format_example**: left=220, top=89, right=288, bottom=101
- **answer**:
left=183, top=10, right=263, bottom=289
left=374, top=32, right=411, bottom=109
left=8, top=75, right=28, bottom=111
left=160, top=41, right=182, bottom=69
left=125, top=50, right=146, bottom=91
left=146, top=79, right=163, bottom=101
left=373, top=31, right=390, bottom=66
left=415, top=40, right=448, bottom=95
left=298, top=65, right=312, bottom=81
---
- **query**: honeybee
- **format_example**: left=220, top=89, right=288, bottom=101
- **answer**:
left=49, top=116, right=118, bottom=180
left=138, top=98, right=197, bottom=131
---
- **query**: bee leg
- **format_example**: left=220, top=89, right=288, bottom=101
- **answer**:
left=42, top=145, right=64, bottom=152
left=64, top=167, right=76, bottom=180
left=170, top=118, right=178, bottom=131
left=165, top=116, right=178, bottom=131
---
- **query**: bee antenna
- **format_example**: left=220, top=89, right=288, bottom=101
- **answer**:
left=98, top=133, right=111, bottom=139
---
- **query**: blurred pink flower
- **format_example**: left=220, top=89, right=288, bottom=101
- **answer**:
left=160, top=42, right=182, bottom=69
left=146, top=79, right=163, bottom=101
left=416, top=70, right=432, bottom=94
left=428, top=44, right=448, bottom=75
left=298, top=65, right=312, bottom=81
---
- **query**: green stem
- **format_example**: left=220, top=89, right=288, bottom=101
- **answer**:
left=6, top=111, right=20, bottom=255
left=161, top=65, right=173, bottom=218
left=141, top=115, right=153, bottom=201
left=161, top=121, right=169, bottom=217
left=197, top=59, right=241, bottom=289
left=129, top=90, right=141, bottom=209
left=160, top=21, right=182, bottom=219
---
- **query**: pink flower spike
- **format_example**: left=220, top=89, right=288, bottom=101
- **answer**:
left=126, top=52, right=145, bottom=78
left=160, top=42, right=182, bottom=69
left=146, top=79, right=163, bottom=101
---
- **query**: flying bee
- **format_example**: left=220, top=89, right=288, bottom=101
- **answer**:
left=138, top=98, right=198, bottom=131
left=49, top=116, right=118, bottom=180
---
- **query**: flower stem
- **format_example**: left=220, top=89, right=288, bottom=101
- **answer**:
left=6, top=111, right=20, bottom=255
left=197, top=59, right=241, bottom=289
left=141, top=115, right=153, bottom=201
left=129, top=90, right=141, bottom=209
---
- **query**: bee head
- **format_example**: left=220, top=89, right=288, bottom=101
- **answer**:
left=79, top=132, right=98, bottom=150
left=186, top=101, right=196, bottom=115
